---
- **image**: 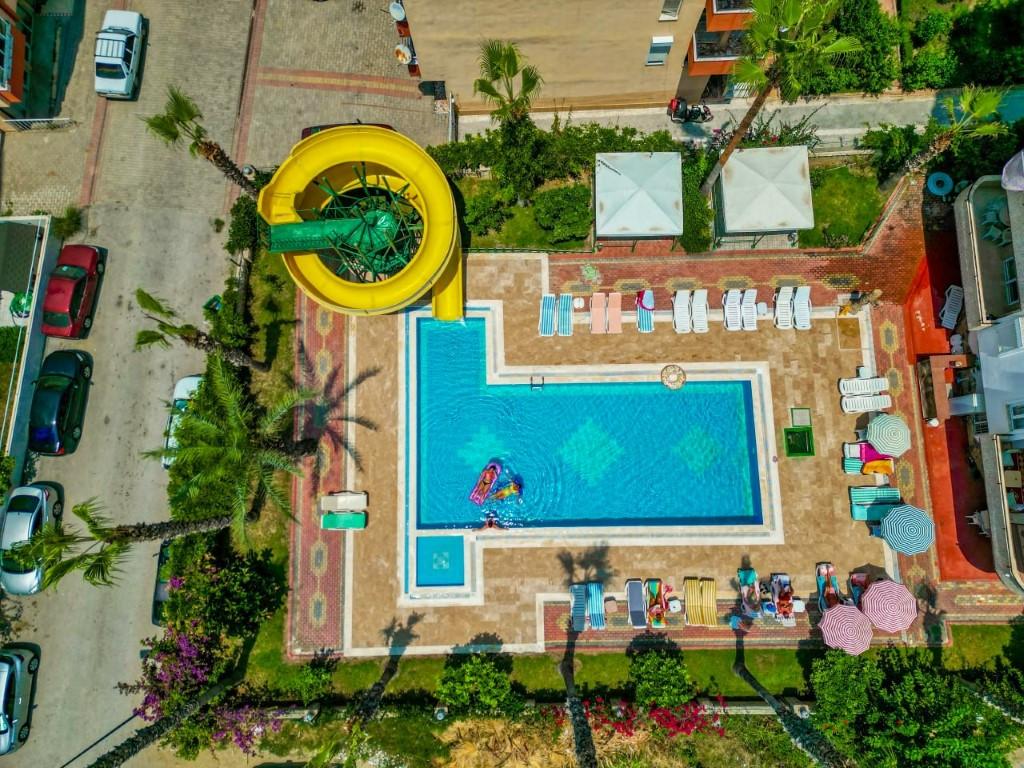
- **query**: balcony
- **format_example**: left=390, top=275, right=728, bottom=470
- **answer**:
left=706, top=0, right=753, bottom=32
left=954, top=176, right=1024, bottom=329
left=979, top=435, right=1024, bottom=596
left=688, top=13, right=746, bottom=75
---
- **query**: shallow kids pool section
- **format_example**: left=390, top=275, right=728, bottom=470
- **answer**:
left=415, top=536, right=466, bottom=587
left=411, top=315, right=763, bottom=529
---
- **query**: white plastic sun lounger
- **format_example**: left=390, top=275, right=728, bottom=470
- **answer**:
left=606, top=292, right=623, bottom=334
left=636, top=290, right=655, bottom=333
left=793, top=286, right=812, bottom=330
left=558, top=293, right=574, bottom=337
left=723, top=289, right=742, bottom=331
left=774, top=286, right=794, bottom=329
left=839, top=376, right=890, bottom=396
left=939, top=285, right=964, bottom=330
left=741, top=289, right=758, bottom=331
left=691, top=289, right=709, bottom=333
left=672, top=290, right=692, bottom=334
left=590, top=292, right=607, bottom=334
left=319, top=490, right=368, bottom=513
left=539, top=294, right=556, bottom=337
left=841, top=394, right=892, bottom=414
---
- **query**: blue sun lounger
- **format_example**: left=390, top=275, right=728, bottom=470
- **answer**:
left=843, top=457, right=864, bottom=474
left=558, top=293, right=574, bottom=336
left=586, top=581, right=606, bottom=630
left=849, top=486, right=901, bottom=505
left=539, top=294, right=556, bottom=337
left=851, top=501, right=902, bottom=523
left=569, top=583, right=586, bottom=632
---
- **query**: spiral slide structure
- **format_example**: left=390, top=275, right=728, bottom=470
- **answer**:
left=257, top=125, right=463, bottom=320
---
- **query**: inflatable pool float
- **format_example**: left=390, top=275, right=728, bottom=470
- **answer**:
left=489, top=478, right=522, bottom=501
left=469, top=461, right=502, bottom=505
left=661, top=364, right=686, bottom=390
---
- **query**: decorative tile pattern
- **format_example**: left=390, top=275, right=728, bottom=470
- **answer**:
left=558, top=420, right=624, bottom=486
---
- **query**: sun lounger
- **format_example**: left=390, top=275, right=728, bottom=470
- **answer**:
left=841, top=394, right=892, bottom=414
left=839, top=376, right=890, bottom=396
left=319, top=490, right=368, bottom=512
left=636, top=289, right=655, bottom=333
left=569, top=584, right=587, bottom=632
left=646, top=578, right=667, bottom=629
left=793, top=285, right=812, bottom=330
left=738, top=567, right=760, bottom=616
left=586, top=581, right=606, bottom=630
left=843, top=442, right=862, bottom=460
left=723, top=289, right=742, bottom=331
left=774, top=286, right=794, bottom=329
left=852, top=501, right=902, bottom=523
left=939, top=285, right=964, bottom=330
left=320, top=510, right=367, bottom=530
left=625, top=578, right=647, bottom=629
left=698, top=578, right=717, bottom=626
left=672, top=290, right=692, bottom=334
left=558, top=293, right=574, bottom=337
left=843, top=457, right=864, bottom=474
left=606, top=292, right=623, bottom=334
left=741, top=289, right=758, bottom=331
left=590, top=292, right=607, bottom=334
left=539, top=294, right=556, bottom=337
left=691, top=289, right=709, bottom=333
left=849, top=485, right=901, bottom=505
left=771, top=573, right=795, bottom=623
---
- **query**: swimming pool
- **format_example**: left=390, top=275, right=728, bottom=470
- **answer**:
left=410, top=313, right=763, bottom=529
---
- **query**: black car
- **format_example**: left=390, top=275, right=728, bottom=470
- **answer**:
left=28, top=350, right=92, bottom=455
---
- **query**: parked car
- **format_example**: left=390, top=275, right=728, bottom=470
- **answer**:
left=94, top=10, right=145, bottom=99
left=0, top=484, right=61, bottom=596
left=41, top=244, right=104, bottom=338
left=300, top=121, right=394, bottom=139
left=151, top=540, right=171, bottom=626
left=0, top=646, right=37, bottom=754
left=28, top=350, right=92, bottom=456
left=162, top=375, right=202, bottom=469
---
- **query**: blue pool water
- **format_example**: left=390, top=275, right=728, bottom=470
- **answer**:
left=415, top=536, right=466, bottom=586
left=411, top=314, right=763, bottom=529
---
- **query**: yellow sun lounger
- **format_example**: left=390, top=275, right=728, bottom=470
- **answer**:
left=684, top=577, right=717, bottom=626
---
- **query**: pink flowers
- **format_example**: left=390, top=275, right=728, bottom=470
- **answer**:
left=541, top=696, right=728, bottom=740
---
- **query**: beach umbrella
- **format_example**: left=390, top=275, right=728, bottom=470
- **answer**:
left=818, top=604, right=873, bottom=655
left=879, top=504, right=935, bottom=555
left=866, top=413, right=911, bottom=458
left=861, top=579, right=918, bottom=633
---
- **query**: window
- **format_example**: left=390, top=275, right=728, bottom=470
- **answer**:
left=659, top=0, right=683, bottom=20
left=1009, top=402, right=1024, bottom=432
left=646, top=36, right=673, bottom=66
left=1003, top=255, right=1020, bottom=307
left=0, top=18, right=12, bottom=91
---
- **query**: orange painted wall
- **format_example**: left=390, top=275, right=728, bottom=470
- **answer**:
left=0, top=1, right=24, bottom=106
left=686, top=37, right=736, bottom=76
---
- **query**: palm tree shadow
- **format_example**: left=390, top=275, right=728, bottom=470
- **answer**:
left=353, top=613, right=423, bottom=723
left=915, top=580, right=948, bottom=663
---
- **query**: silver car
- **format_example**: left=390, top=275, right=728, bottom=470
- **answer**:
left=0, top=484, right=62, bottom=596
left=162, top=375, right=202, bottom=469
left=0, top=646, right=37, bottom=753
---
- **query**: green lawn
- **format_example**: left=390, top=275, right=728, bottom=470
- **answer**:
left=455, top=178, right=586, bottom=251
left=799, top=163, right=885, bottom=249
left=900, top=0, right=969, bottom=24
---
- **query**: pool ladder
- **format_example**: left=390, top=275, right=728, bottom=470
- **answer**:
left=530, top=375, right=544, bottom=391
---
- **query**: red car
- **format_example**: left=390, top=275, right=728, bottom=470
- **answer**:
left=41, top=245, right=104, bottom=338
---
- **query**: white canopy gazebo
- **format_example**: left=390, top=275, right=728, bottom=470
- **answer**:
left=717, top=146, right=814, bottom=235
left=594, top=152, right=683, bottom=239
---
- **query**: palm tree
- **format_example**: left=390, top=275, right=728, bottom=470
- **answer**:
left=13, top=500, right=235, bottom=589
left=699, top=0, right=862, bottom=196
left=904, top=86, right=1008, bottom=175
left=472, top=40, right=543, bottom=122
left=144, top=87, right=257, bottom=196
left=134, top=288, right=269, bottom=372
left=154, top=356, right=319, bottom=542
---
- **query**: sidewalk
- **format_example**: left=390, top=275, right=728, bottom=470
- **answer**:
left=458, top=86, right=1024, bottom=145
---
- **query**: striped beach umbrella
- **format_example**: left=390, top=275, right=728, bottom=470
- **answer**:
left=866, top=413, right=911, bottom=458
left=860, top=579, right=917, bottom=633
left=818, top=604, right=873, bottom=655
left=879, top=504, right=935, bottom=555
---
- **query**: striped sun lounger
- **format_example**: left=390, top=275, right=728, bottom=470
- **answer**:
left=586, top=582, right=606, bottom=630
left=683, top=578, right=700, bottom=625
left=569, top=583, right=586, bottom=632
left=852, top=501, right=901, bottom=523
left=843, top=457, right=865, bottom=474
left=539, top=294, right=556, bottom=337
left=558, top=293, right=574, bottom=336
left=698, top=578, right=717, bottom=626
left=636, top=289, right=654, bottom=333
left=849, top=486, right=902, bottom=505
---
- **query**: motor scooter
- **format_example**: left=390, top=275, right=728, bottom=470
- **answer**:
left=668, top=98, right=712, bottom=123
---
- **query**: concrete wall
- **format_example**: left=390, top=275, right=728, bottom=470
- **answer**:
left=405, top=0, right=707, bottom=113
left=1, top=216, right=59, bottom=484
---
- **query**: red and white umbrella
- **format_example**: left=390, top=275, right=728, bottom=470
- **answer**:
left=818, top=604, right=873, bottom=655
left=860, top=579, right=917, bottom=633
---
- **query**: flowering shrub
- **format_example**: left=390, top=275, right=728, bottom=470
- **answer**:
left=648, top=698, right=725, bottom=738
left=209, top=703, right=283, bottom=754
left=541, top=695, right=727, bottom=742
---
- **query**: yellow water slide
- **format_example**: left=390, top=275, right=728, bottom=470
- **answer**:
left=257, top=125, right=463, bottom=320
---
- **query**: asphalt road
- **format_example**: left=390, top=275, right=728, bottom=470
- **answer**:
left=8, top=1, right=252, bottom=765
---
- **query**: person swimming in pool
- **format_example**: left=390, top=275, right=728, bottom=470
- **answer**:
left=477, top=511, right=505, bottom=531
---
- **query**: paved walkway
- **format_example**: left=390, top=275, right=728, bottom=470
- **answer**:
left=459, top=86, right=1024, bottom=148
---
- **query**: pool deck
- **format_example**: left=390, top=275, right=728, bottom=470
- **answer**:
left=286, top=253, right=928, bottom=657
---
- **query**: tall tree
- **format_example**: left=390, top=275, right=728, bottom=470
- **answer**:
left=134, top=288, right=269, bottom=372
left=904, top=86, right=1008, bottom=174
left=12, top=500, right=235, bottom=589
left=700, top=0, right=862, bottom=196
left=472, top=40, right=543, bottom=122
left=144, top=87, right=257, bottom=196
